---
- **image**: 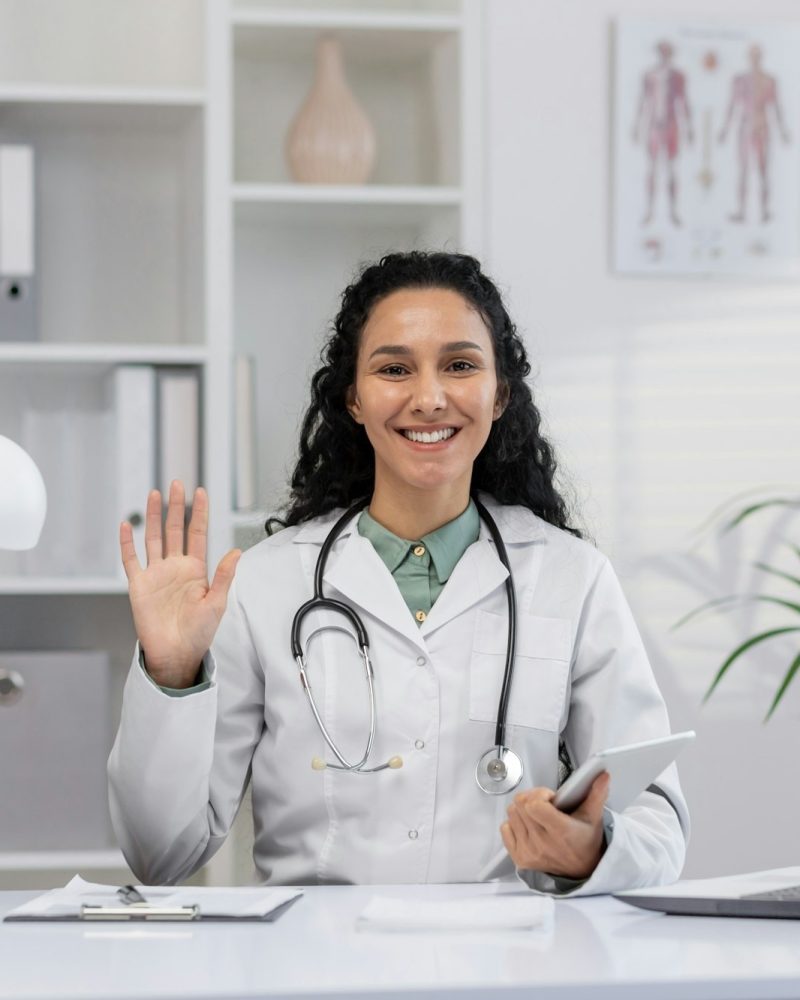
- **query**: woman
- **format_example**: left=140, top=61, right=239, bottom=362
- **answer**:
left=109, top=251, right=688, bottom=893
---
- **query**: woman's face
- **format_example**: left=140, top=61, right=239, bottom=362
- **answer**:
left=347, top=287, right=506, bottom=500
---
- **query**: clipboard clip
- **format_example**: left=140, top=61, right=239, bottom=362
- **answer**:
left=80, top=904, right=200, bottom=921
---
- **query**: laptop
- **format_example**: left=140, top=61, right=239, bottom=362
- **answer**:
left=614, top=867, right=800, bottom=919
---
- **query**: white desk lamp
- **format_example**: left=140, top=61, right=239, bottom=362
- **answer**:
left=0, top=434, right=47, bottom=550
left=0, top=434, right=46, bottom=704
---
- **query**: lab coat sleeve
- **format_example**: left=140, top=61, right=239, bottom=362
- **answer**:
left=107, top=573, right=264, bottom=885
left=517, top=556, right=690, bottom=897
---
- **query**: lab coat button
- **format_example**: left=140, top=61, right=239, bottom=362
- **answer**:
left=416, top=656, right=426, bottom=666
left=415, top=740, right=425, bottom=750
left=408, top=829, right=419, bottom=840
left=413, top=545, right=426, bottom=557
left=415, top=610, right=427, bottom=623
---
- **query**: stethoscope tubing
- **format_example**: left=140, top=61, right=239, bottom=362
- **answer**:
left=291, top=494, right=518, bottom=782
left=472, top=496, right=516, bottom=752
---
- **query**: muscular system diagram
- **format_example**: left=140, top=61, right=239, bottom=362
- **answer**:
left=718, top=45, right=791, bottom=224
left=632, top=40, right=694, bottom=227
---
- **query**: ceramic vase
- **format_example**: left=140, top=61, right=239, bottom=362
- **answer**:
left=285, top=35, right=376, bottom=184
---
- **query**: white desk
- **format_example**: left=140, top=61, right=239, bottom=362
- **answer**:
left=1, top=882, right=800, bottom=1000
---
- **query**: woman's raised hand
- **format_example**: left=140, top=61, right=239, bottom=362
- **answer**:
left=119, top=481, right=241, bottom=689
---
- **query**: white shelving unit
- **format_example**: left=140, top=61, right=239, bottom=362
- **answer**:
left=0, top=0, right=483, bottom=888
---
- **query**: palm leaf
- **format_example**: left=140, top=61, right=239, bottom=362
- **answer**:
left=723, top=498, right=800, bottom=533
left=789, top=544, right=800, bottom=563
left=704, top=626, right=800, bottom=701
left=674, top=593, right=800, bottom=630
left=764, top=652, right=800, bottom=721
left=691, top=485, right=798, bottom=540
left=754, top=562, right=800, bottom=590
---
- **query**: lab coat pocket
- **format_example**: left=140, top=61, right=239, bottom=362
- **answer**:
left=469, top=610, right=571, bottom=733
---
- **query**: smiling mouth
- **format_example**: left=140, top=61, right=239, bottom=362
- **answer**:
left=400, top=427, right=459, bottom=444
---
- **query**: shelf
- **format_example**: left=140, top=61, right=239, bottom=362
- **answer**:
left=233, top=8, right=461, bottom=187
left=232, top=0, right=462, bottom=17
left=0, top=344, right=208, bottom=367
left=0, top=92, right=204, bottom=134
left=0, top=577, right=128, bottom=596
left=234, top=18, right=458, bottom=63
left=0, top=849, right=126, bottom=872
left=0, top=0, right=204, bottom=92
left=232, top=8, right=461, bottom=34
left=0, top=83, right=206, bottom=107
left=0, top=96, right=205, bottom=346
left=233, top=183, right=461, bottom=225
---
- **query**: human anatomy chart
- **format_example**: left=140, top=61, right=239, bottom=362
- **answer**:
left=614, top=20, right=800, bottom=276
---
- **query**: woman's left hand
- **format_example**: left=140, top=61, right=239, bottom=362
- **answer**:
left=500, top=772, right=609, bottom=880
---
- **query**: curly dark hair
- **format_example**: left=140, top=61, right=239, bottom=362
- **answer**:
left=268, top=251, right=581, bottom=537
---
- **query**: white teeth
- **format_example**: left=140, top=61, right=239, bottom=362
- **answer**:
left=402, top=428, right=456, bottom=443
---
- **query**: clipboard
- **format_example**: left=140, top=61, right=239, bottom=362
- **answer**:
left=3, top=876, right=303, bottom=923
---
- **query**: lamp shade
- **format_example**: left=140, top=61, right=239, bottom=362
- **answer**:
left=0, top=434, right=47, bottom=550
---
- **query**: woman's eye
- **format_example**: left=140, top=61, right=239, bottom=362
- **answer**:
left=448, top=359, right=477, bottom=373
left=380, top=364, right=409, bottom=377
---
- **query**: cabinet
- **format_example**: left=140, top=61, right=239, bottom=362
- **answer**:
left=0, top=0, right=482, bottom=888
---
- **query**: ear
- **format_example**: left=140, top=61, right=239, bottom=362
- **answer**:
left=493, top=382, right=510, bottom=420
left=346, top=384, right=364, bottom=424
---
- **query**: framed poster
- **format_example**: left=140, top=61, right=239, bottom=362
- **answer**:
left=614, top=19, right=800, bottom=276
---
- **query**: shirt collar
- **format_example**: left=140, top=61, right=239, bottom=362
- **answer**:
left=357, top=500, right=481, bottom=583
left=291, top=493, right=546, bottom=546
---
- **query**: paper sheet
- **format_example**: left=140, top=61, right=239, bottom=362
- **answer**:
left=357, top=894, right=555, bottom=932
left=5, top=875, right=303, bottom=920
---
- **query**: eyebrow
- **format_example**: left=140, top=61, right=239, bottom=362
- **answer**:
left=367, top=340, right=485, bottom=361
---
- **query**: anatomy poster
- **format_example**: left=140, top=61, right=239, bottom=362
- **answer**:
left=614, top=20, right=800, bottom=276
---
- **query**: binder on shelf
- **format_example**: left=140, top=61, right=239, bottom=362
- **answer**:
left=157, top=367, right=201, bottom=502
left=234, top=355, right=258, bottom=510
left=0, top=144, right=35, bottom=341
left=114, top=365, right=156, bottom=567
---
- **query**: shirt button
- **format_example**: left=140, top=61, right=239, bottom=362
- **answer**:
left=415, top=610, right=427, bottom=623
left=415, top=739, right=425, bottom=750
left=413, top=545, right=426, bottom=557
left=416, top=656, right=426, bottom=666
left=408, top=830, right=419, bottom=840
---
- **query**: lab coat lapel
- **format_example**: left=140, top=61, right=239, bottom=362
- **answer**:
left=420, top=538, right=509, bottom=637
left=323, top=529, right=427, bottom=653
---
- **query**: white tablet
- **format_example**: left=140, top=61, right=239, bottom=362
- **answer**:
left=552, top=731, right=695, bottom=813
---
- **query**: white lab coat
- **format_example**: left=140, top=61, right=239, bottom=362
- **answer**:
left=108, top=496, right=689, bottom=894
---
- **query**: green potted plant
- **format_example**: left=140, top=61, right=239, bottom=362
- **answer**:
left=675, top=493, right=800, bottom=720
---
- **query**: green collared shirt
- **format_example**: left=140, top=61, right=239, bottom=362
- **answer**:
left=357, top=500, right=480, bottom=625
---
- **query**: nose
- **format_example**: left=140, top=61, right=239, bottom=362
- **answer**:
left=410, top=368, right=447, bottom=415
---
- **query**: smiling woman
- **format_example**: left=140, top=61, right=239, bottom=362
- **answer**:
left=109, top=251, right=689, bottom=898
left=346, top=287, right=504, bottom=537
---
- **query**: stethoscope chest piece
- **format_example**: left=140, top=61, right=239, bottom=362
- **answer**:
left=475, top=745, right=523, bottom=795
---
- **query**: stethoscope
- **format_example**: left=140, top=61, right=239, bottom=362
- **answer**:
left=291, top=496, right=523, bottom=795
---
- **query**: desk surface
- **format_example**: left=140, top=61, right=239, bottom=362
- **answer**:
left=2, top=882, right=800, bottom=1000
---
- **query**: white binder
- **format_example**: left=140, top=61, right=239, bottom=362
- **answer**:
left=157, top=367, right=200, bottom=501
left=114, top=365, right=156, bottom=568
left=234, top=355, right=257, bottom=510
left=0, top=144, right=35, bottom=340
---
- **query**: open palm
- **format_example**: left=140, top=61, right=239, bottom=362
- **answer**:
left=120, top=481, right=241, bottom=689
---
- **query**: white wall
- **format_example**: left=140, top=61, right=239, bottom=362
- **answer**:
left=484, top=0, right=800, bottom=878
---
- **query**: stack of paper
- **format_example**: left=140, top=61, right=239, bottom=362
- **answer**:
left=357, top=894, right=555, bottom=932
